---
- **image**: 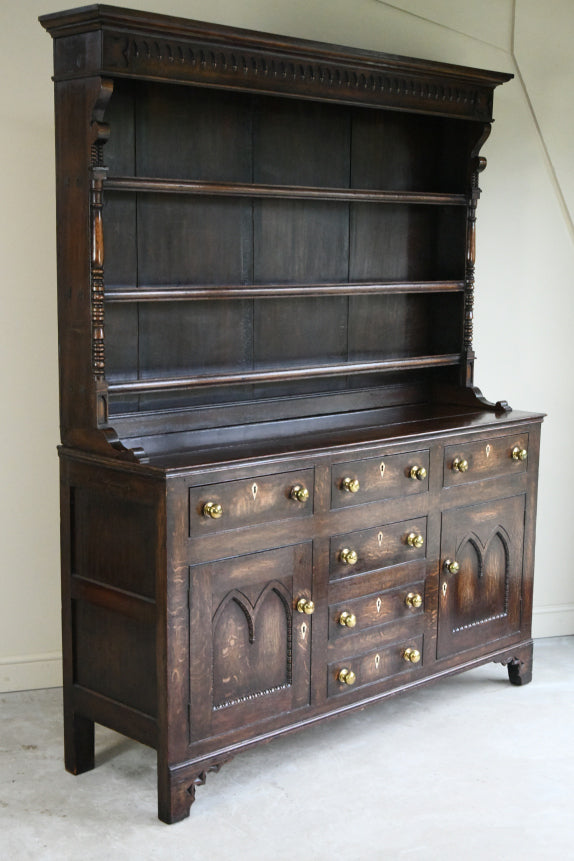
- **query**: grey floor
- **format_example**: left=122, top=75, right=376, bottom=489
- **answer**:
left=1, top=637, right=573, bottom=861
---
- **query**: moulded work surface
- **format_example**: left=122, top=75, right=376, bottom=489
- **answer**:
left=116, top=405, right=544, bottom=472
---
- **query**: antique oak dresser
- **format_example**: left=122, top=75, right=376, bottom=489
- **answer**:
left=41, top=5, right=543, bottom=823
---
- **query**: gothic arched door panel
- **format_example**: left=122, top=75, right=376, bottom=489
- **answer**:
left=188, top=542, right=312, bottom=741
left=437, top=495, right=525, bottom=659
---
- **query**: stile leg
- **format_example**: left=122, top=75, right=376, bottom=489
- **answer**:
left=506, top=641, right=534, bottom=686
left=64, top=708, right=95, bottom=775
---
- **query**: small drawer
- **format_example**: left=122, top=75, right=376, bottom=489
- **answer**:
left=443, top=434, right=529, bottom=487
left=328, top=634, right=424, bottom=696
left=189, top=469, right=314, bottom=535
left=329, top=581, right=425, bottom=640
left=330, top=517, right=427, bottom=581
left=330, top=450, right=429, bottom=509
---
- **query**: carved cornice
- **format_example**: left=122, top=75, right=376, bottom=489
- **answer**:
left=40, top=6, right=512, bottom=120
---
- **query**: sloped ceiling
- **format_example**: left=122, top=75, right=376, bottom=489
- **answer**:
left=514, top=0, right=574, bottom=228
left=373, top=0, right=514, bottom=49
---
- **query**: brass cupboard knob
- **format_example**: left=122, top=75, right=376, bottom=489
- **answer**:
left=338, top=611, right=357, bottom=628
left=296, top=597, right=315, bottom=615
left=405, top=592, right=423, bottom=609
left=340, top=547, right=358, bottom=566
left=452, top=457, right=469, bottom=473
left=338, top=667, right=356, bottom=686
left=444, top=559, right=460, bottom=575
left=407, top=532, right=424, bottom=549
left=512, top=446, right=528, bottom=462
left=409, top=465, right=427, bottom=481
left=403, top=647, right=421, bottom=664
left=341, top=476, right=360, bottom=493
left=203, top=501, right=223, bottom=519
left=290, top=484, right=310, bottom=503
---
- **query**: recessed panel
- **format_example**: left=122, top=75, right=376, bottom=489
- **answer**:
left=74, top=601, right=156, bottom=715
left=254, top=96, right=350, bottom=187
left=350, top=204, right=466, bottom=282
left=104, top=194, right=137, bottom=287
left=351, top=109, right=472, bottom=193
left=254, top=200, right=349, bottom=284
left=254, top=296, right=348, bottom=367
left=138, top=300, right=252, bottom=378
left=135, top=83, right=252, bottom=182
left=137, top=196, right=253, bottom=285
left=72, top=487, right=156, bottom=598
left=348, top=293, right=462, bottom=360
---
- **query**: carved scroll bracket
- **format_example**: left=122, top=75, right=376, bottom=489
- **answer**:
left=90, top=78, right=113, bottom=165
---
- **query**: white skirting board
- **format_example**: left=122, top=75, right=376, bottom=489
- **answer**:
left=531, top=604, right=574, bottom=639
left=1, top=607, right=573, bottom=692
left=0, top=652, right=62, bottom=693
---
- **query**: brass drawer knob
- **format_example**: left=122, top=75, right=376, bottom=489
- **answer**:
left=290, top=484, right=310, bottom=503
left=512, top=446, right=528, bottom=462
left=338, top=611, right=357, bottom=628
left=444, top=559, right=460, bottom=575
left=407, top=532, right=424, bottom=549
left=341, top=476, right=360, bottom=493
left=340, top=547, right=358, bottom=566
left=338, top=667, right=356, bottom=686
left=452, top=457, right=469, bottom=473
left=409, top=465, right=427, bottom=481
left=403, top=647, right=421, bottom=664
left=405, top=592, right=423, bottom=609
left=296, top=597, right=315, bottom=615
left=203, top=501, right=223, bottom=519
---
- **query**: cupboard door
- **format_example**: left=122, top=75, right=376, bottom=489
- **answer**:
left=189, top=543, right=312, bottom=740
left=437, top=495, right=525, bottom=659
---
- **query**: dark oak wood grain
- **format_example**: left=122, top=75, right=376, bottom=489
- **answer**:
left=105, top=176, right=468, bottom=205
left=41, top=6, right=541, bottom=826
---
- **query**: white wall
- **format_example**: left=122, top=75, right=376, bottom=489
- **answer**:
left=1, top=0, right=572, bottom=691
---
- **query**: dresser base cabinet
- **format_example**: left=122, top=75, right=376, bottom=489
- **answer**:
left=59, top=416, right=540, bottom=824
left=41, top=6, right=542, bottom=824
